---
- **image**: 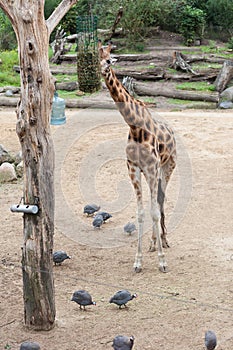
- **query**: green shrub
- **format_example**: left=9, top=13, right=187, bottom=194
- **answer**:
left=0, top=9, right=17, bottom=50
left=177, top=5, right=206, bottom=45
left=0, top=50, right=20, bottom=87
left=227, top=37, right=233, bottom=50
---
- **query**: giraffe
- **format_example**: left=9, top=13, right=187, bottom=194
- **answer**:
left=98, top=41, right=176, bottom=273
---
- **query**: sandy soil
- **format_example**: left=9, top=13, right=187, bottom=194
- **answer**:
left=0, top=105, right=233, bottom=350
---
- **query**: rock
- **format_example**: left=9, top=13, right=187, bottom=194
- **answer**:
left=16, top=160, right=24, bottom=177
left=0, top=144, right=14, bottom=164
left=0, top=162, right=17, bottom=183
left=14, top=150, right=23, bottom=165
left=56, top=81, right=78, bottom=91
left=5, top=90, right=13, bottom=97
left=220, top=86, right=233, bottom=101
left=218, top=86, right=233, bottom=108
left=218, top=100, right=233, bottom=109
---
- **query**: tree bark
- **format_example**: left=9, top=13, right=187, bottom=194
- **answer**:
left=0, top=0, right=77, bottom=331
left=214, top=60, right=233, bottom=92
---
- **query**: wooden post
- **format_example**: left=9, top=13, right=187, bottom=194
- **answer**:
left=0, top=0, right=78, bottom=331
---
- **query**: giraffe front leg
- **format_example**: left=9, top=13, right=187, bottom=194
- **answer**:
left=151, top=199, right=168, bottom=273
left=128, top=163, right=144, bottom=273
left=134, top=207, right=144, bottom=273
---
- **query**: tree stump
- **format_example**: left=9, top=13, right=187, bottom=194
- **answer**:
left=214, top=60, right=233, bottom=92
left=172, top=51, right=198, bottom=75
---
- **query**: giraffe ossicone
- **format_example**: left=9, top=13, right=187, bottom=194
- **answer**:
left=98, top=40, right=177, bottom=273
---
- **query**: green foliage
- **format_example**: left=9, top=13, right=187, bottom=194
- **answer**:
left=176, top=5, right=206, bottom=45
left=0, top=9, right=17, bottom=50
left=4, top=344, right=11, bottom=350
left=0, top=50, right=20, bottom=86
left=44, top=0, right=60, bottom=19
left=227, top=37, right=233, bottom=50
left=206, top=0, right=233, bottom=36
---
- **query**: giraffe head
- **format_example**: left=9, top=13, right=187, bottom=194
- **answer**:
left=98, top=40, right=117, bottom=75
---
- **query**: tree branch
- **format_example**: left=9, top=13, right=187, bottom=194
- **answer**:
left=46, top=0, right=78, bottom=36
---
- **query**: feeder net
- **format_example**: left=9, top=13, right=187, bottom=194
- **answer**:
left=77, top=15, right=101, bottom=93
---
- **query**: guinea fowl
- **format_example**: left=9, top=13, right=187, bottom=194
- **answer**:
left=205, top=330, right=217, bottom=350
left=97, top=211, right=112, bottom=222
left=124, top=222, right=136, bottom=235
left=109, top=290, right=137, bottom=308
left=112, top=335, right=135, bottom=350
left=71, top=290, right=96, bottom=310
left=83, top=203, right=100, bottom=216
left=20, top=342, right=41, bottom=350
left=92, top=214, right=104, bottom=228
left=53, top=251, right=71, bottom=265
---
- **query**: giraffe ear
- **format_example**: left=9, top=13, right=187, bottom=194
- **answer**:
left=98, top=40, right=104, bottom=58
left=98, top=39, right=102, bottom=49
left=107, top=41, right=112, bottom=53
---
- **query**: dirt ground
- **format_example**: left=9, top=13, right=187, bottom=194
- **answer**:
left=0, top=102, right=233, bottom=350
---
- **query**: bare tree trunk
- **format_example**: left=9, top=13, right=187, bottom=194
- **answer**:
left=0, top=0, right=78, bottom=331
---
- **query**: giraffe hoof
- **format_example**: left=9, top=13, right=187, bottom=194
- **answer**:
left=159, top=265, right=168, bottom=273
left=148, top=245, right=156, bottom=252
left=134, top=266, right=142, bottom=273
left=162, top=242, right=170, bottom=249
left=162, top=237, right=170, bottom=248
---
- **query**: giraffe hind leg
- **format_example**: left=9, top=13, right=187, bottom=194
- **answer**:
left=157, top=177, right=170, bottom=248
left=158, top=154, right=176, bottom=248
left=149, top=174, right=168, bottom=252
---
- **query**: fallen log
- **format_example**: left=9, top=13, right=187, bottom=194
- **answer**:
left=115, top=68, right=164, bottom=81
left=164, top=70, right=218, bottom=82
left=214, top=60, right=233, bottom=92
left=0, top=96, right=19, bottom=106
left=134, top=82, right=219, bottom=103
left=14, top=65, right=77, bottom=75
left=0, top=95, right=116, bottom=109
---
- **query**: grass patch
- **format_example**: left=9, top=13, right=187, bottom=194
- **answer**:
left=0, top=50, right=20, bottom=86
left=57, top=90, right=78, bottom=99
left=168, top=98, right=216, bottom=109
left=53, top=73, right=77, bottom=83
left=176, top=81, right=215, bottom=92
left=168, top=98, right=194, bottom=105
left=192, top=62, right=222, bottom=70
left=140, top=96, right=156, bottom=104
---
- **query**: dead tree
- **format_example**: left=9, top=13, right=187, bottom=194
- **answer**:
left=214, top=60, right=233, bottom=92
left=172, top=51, right=198, bottom=75
left=0, top=0, right=78, bottom=331
left=50, top=26, right=72, bottom=64
left=110, top=6, right=123, bottom=38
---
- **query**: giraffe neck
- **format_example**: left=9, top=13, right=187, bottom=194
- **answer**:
left=103, top=67, right=153, bottom=132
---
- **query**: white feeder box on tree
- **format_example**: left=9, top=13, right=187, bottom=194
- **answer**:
left=50, top=91, right=66, bottom=125
left=10, top=204, right=39, bottom=214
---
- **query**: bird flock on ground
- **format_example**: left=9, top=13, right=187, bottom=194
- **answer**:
left=19, top=330, right=217, bottom=350
left=47, top=204, right=217, bottom=350
left=83, top=203, right=135, bottom=233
